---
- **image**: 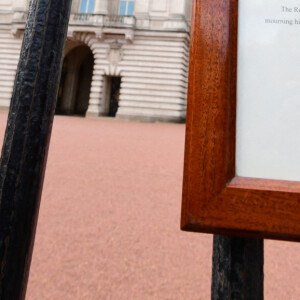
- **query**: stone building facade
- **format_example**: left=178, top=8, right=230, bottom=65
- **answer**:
left=0, top=0, right=192, bottom=122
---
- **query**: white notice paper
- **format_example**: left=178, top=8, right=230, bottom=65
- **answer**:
left=236, top=0, right=300, bottom=181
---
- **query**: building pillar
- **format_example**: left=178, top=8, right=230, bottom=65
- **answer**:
left=94, top=0, right=108, bottom=14
left=134, top=0, right=149, bottom=28
left=86, top=72, right=104, bottom=117
left=13, top=0, right=28, bottom=11
left=135, top=0, right=149, bottom=15
left=165, top=0, right=188, bottom=31
left=70, top=0, right=79, bottom=13
left=169, top=0, right=185, bottom=17
left=12, top=0, right=29, bottom=24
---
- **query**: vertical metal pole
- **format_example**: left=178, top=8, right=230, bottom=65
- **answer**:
left=211, top=236, right=264, bottom=300
left=0, top=0, right=72, bottom=299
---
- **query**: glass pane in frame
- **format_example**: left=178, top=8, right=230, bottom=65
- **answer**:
left=236, top=0, right=300, bottom=181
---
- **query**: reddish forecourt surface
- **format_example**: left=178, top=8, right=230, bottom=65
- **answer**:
left=0, top=111, right=299, bottom=299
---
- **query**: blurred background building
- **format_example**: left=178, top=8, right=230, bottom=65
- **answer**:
left=0, top=0, right=192, bottom=122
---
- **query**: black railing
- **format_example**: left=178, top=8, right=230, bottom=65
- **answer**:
left=103, top=15, right=136, bottom=27
left=71, top=13, right=136, bottom=28
left=72, top=13, right=96, bottom=22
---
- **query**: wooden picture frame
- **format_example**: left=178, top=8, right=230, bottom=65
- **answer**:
left=181, top=0, right=300, bottom=242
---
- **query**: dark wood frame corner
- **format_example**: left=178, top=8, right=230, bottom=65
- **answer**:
left=181, top=0, right=300, bottom=242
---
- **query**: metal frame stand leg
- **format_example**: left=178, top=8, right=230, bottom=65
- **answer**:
left=212, top=235, right=264, bottom=300
left=0, top=0, right=72, bottom=299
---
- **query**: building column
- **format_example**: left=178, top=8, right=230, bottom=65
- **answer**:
left=94, top=0, right=108, bottom=14
left=166, top=0, right=188, bottom=31
left=12, top=0, right=29, bottom=24
left=86, top=72, right=105, bottom=117
left=134, top=0, right=149, bottom=28
left=13, top=0, right=28, bottom=11
left=70, top=0, right=79, bottom=13
left=135, top=0, right=149, bottom=15
left=169, top=0, right=185, bottom=17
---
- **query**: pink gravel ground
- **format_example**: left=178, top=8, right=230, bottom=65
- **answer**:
left=0, top=111, right=299, bottom=299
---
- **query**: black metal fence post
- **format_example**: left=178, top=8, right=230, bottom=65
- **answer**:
left=0, top=0, right=72, bottom=298
left=212, top=235, right=264, bottom=300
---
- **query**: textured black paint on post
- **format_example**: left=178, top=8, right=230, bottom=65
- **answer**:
left=0, top=0, right=72, bottom=298
left=211, top=236, right=264, bottom=300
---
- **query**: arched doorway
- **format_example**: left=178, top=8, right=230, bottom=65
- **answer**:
left=56, top=45, right=94, bottom=116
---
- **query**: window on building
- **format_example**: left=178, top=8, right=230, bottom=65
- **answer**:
left=119, top=1, right=135, bottom=16
left=80, top=0, right=95, bottom=13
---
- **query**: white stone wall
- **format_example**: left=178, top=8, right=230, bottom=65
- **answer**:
left=117, top=32, right=189, bottom=122
left=72, top=30, right=189, bottom=122
left=0, top=1, right=13, bottom=11
left=0, top=28, right=22, bottom=108
left=0, top=0, right=192, bottom=122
